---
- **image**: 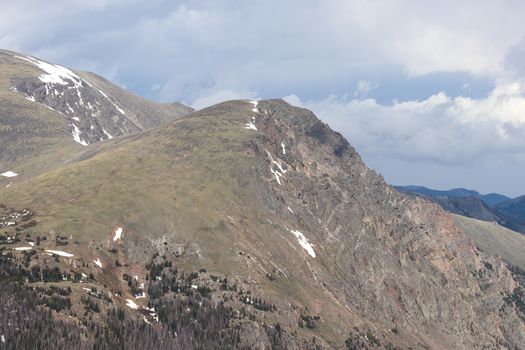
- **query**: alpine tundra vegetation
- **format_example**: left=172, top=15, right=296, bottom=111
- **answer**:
left=1, top=49, right=525, bottom=349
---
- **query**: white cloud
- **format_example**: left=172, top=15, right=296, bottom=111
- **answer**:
left=299, top=82, right=525, bottom=165
left=282, top=94, right=302, bottom=107
left=353, top=81, right=376, bottom=99
left=3, top=0, right=525, bottom=193
left=3, top=0, right=525, bottom=102
left=391, top=24, right=502, bottom=76
left=190, top=88, right=257, bottom=110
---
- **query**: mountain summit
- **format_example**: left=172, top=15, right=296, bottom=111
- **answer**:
left=1, top=53, right=525, bottom=349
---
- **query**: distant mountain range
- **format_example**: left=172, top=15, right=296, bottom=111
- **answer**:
left=495, top=195, right=525, bottom=233
left=396, top=185, right=525, bottom=234
left=395, top=185, right=510, bottom=206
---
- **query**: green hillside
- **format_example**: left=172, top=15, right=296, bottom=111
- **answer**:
left=453, top=214, right=525, bottom=271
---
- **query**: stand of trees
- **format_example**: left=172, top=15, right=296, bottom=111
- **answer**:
left=0, top=251, right=322, bottom=349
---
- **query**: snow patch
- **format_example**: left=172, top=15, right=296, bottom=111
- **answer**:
left=265, top=150, right=287, bottom=185
left=93, top=258, right=102, bottom=268
left=97, top=89, right=126, bottom=115
left=45, top=250, right=74, bottom=257
left=14, top=247, right=33, bottom=251
left=287, top=206, right=294, bottom=214
left=1, top=171, right=18, bottom=178
left=270, top=168, right=283, bottom=185
left=113, top=227, right=123, bottom=241
left=115, top=105, right=126, bottom=115
left=266, top=150, right=287, bottom=173
left=66, top=103, right=75, bottom=113
left=71, top=124, right=88, bottom=146
left=249, top=100, right=259, bottom=113
left=102, top=128, right=113, bottom=139
left=126, top=299, right=139, bottom=309
left=245, top=121, right=257, bottom=130
left=281, top=142, right=286, bottom=155
left=15, top=55, right=82, bottom=87
left=76, top=89, right=84, bottom=106
left=44, top=105, right=58, bottom=112
left=245, top=116, right=258, bottom=130
left=25, top=95, right=35, bottom=102
left=289, top=229, right=316, bottom=258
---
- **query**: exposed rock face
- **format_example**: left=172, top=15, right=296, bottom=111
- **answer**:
left=13, top=66, right=136, bottom=145
left=0, top=49, right=192, bottom=146
left=2, top=92, right=525, bottom=348
left=225, top=99, right=525, bottom=348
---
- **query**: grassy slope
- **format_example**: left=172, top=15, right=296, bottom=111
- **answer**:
left=453, top=214, right=525, bottom=271
left=0, top=100, right=351, bottom=344
left=3, top=130, right=229, bottom=236
left=5, top=98, right=523, bottom=346
left=0, top=50, right=192, bottom=188
left=0, top=101, right=264, bottom=255
left=0, top=101, right=306, bottom=284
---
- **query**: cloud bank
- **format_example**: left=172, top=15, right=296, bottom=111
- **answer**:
left=298, top=82, right=525, bottom=165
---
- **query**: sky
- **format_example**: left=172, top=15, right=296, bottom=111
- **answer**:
left=1, top=0, right=525, bottom=196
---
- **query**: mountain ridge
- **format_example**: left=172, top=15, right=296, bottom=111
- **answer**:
left=396, top=185, right=525, bottom=234
left=495, top=195, right=525, bottom=233
left=0, top=48, right=192, bottom=188
left=1, top=52, right=525, bottom=349
left=395, top=185, right=511, bottom=206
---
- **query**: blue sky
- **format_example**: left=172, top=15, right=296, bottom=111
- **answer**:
left=2, top=0, right=525, bottom=196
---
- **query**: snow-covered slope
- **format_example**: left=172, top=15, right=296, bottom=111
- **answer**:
left=3, top=50, right=192, bottom=145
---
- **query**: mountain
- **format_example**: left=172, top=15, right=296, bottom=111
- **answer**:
left=395, top=185, right=510, bottom=207
left=431, top=195, right=501, bottom=221
left=482, top=193, right=513, bottom=207
left=1, top=89, right=525, bottom=349
left=0, top=100, right=525, bottom=348
left=0, top=49, right=192, bottom=187
left=495, top=195, right=525, bottom=233
left=396, top=185, right=525, bottom=235
left=397, top=185, right=480, bottom=198
left=453, top=214, right=525, bottom=283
